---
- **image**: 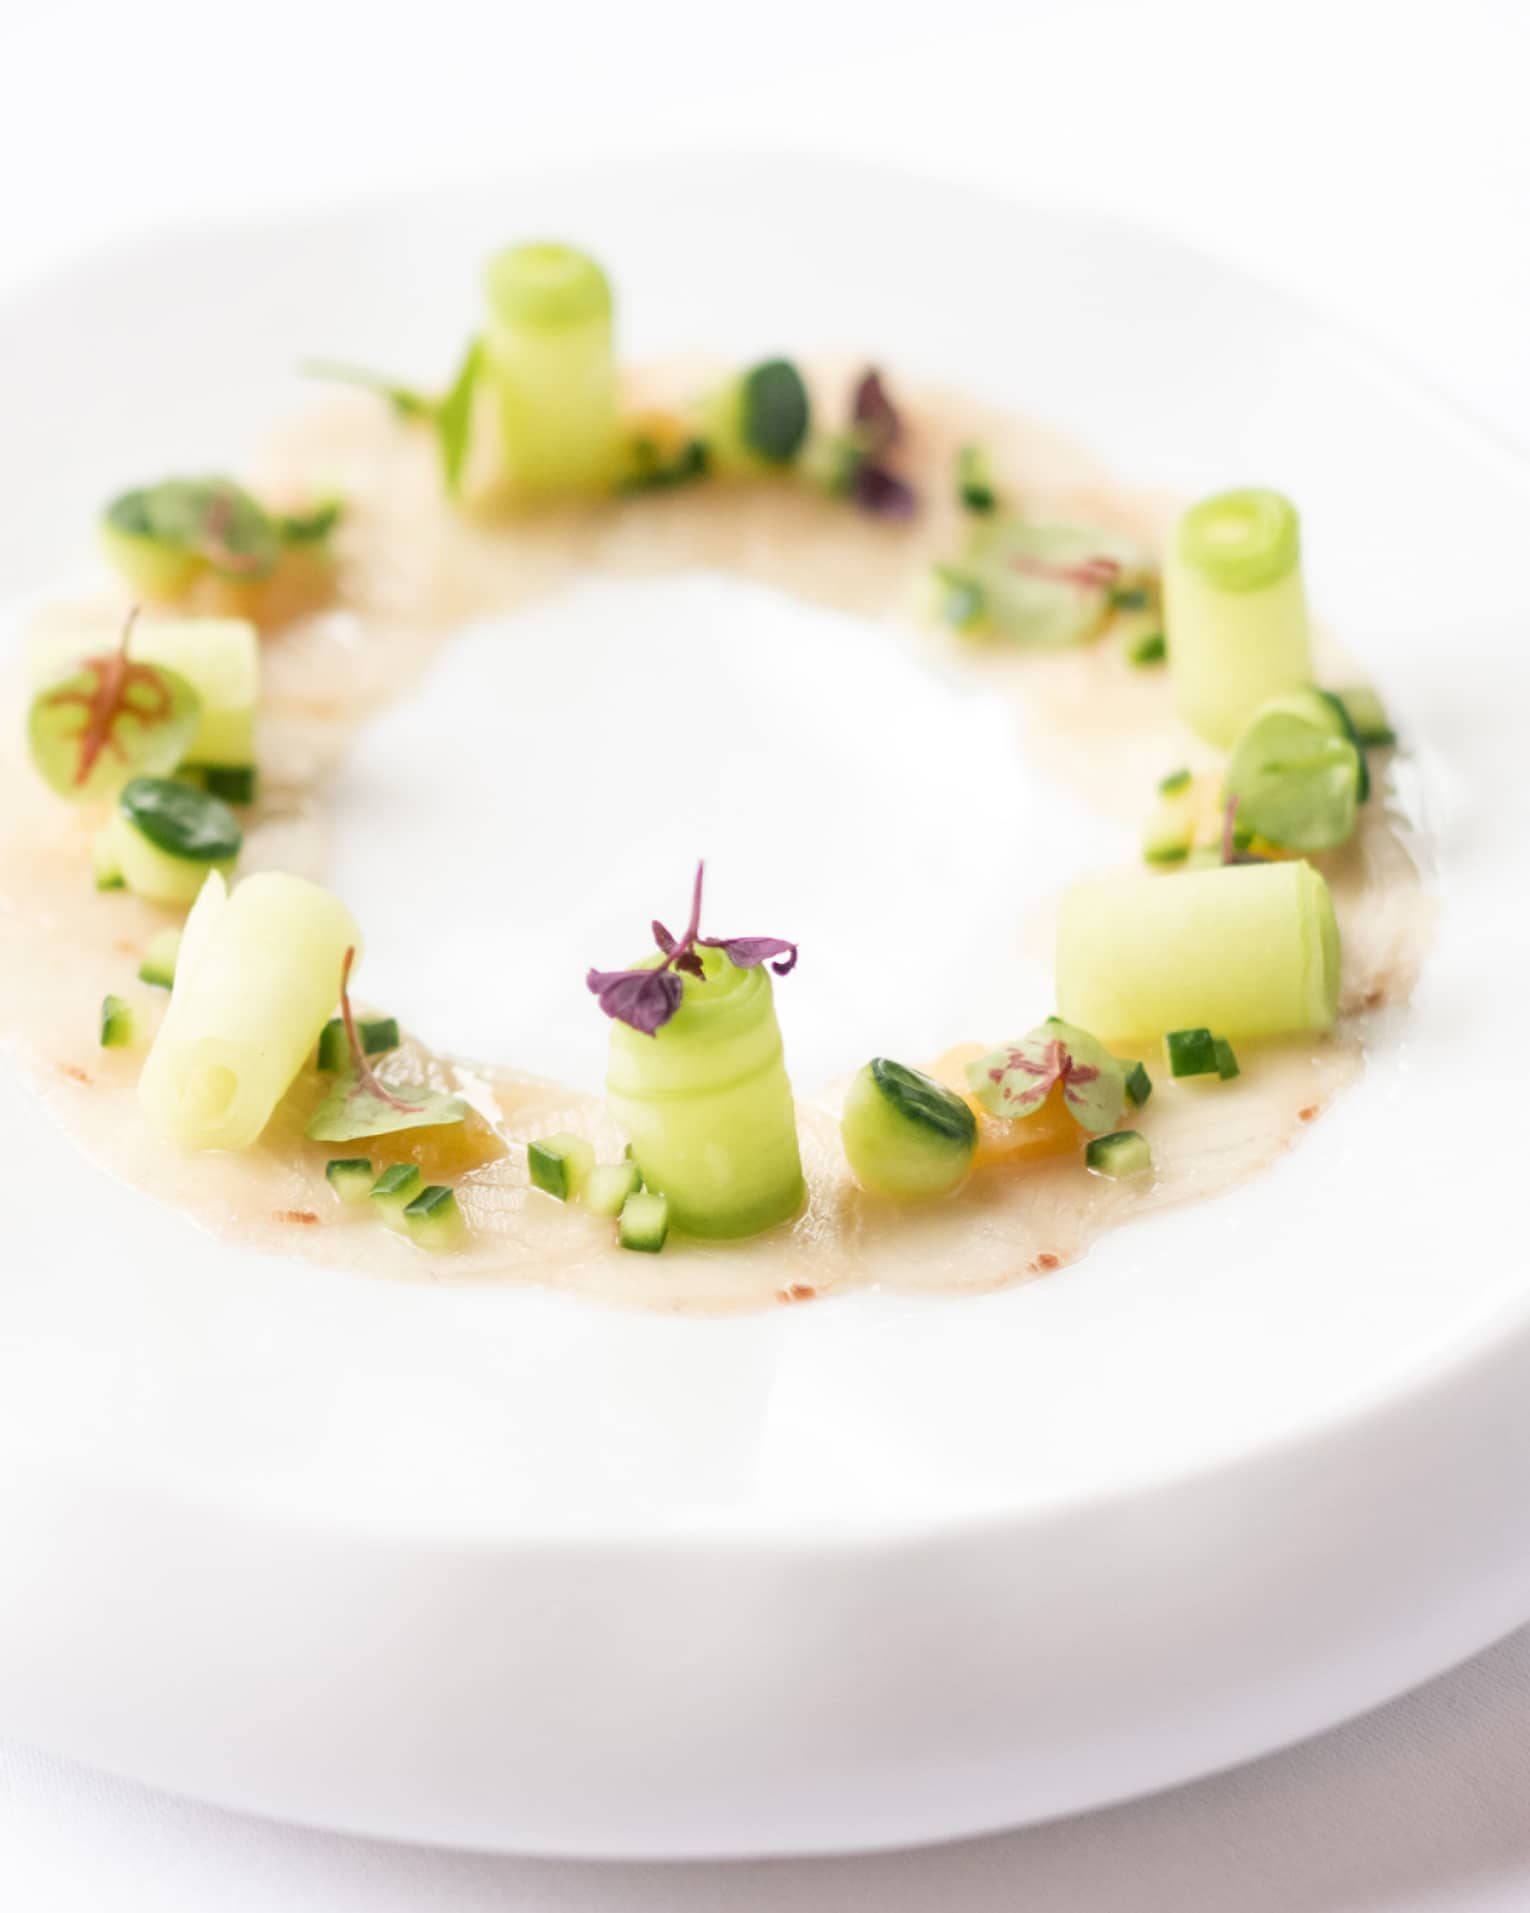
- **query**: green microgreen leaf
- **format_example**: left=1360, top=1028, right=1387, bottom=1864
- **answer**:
left=302, top=359, right=436, bottom=420
left=1223, top=711, right=1360, bottom=853
left=27, top=608, right=203, bottom=801
left=303, top=947, right=466, bottom=1143
left=277, top=497, right=344, bottom=545
left=437, top=336, right=484, bottom=495
left=105, top=478, right=283, bottom=579
left=950, top=519, right=1156, bottom=648
left=965, top=1017, right=1127, bottom=1136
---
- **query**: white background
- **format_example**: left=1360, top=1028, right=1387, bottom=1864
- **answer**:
left=3, top=0, right=1529, bottom=1904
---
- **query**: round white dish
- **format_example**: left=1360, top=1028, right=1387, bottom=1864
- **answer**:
left=0, top=150, right=1526, bottom=1858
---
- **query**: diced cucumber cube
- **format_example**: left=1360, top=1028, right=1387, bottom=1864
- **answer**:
left=619, top=1190, right=670, bottom=1254
left=1125, top=629, right=1166, bottom=667
left=403, top=1183, right=465, bottom=1252
left=841, top=1057, right=977, bottom=1201
left=317, top=1014, right=400, bottom=1072
left=956, top=444, right=998, bottom=515
left=1143, top=785, right=1196, bottom=867
left=1158, top=767, right=1192, bottom=795
left=137, top=927, right=183, bottom=990
left=99, top=993, right=135, bottom=1049
left=370, top=1162, right=423, bottom=1230
left=1085, top=1130, right=1153, bottom=1179
left=1334, top=685, right=1396, bottom=749
left=325, top=1157, right=374, bottom=1204
left=1214, top=1037, right=1241, bottom=1081
left=1164, top=1027, right=1220, bottom=1078
left=197, top=764, right=258, bottom=806
left=1123, top=1060, right=1153, bottom=1108
left=583, top=1161, right=642, bottom=1218
left=92, top=830, right=125, bottom=892
left=527, top=1132, right=595, bottom=1202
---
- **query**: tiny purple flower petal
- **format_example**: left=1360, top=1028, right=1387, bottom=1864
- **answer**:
left=699, top=935, right=799, bottom=976
left=852, top=461, right=919, bottom=521
left=851, top=367, right=902, bottom=453
left=585, top=966, right=684, bottom=1036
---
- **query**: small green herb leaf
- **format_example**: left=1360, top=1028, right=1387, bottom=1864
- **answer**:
left=303, top=947, right=465, bottom=1143
left=27, top=610, right=203, bottom=801
left=277, top=497, right=344, bottom=545
left=437, top=337, right=484, bottom=495
left=740, top=359, right=811, bottom=464
left=105, top=478, right=282, bottom=579
left=302, top=359, right=437, bottom=420
left=305, top=1072, right=468, bottom=1144
left=1223, top=711, right=1360, bottom=853
left=966, top=1018, right=1127, bottom=1135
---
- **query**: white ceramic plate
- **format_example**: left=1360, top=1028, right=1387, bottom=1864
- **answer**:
left=0, top=151, right=1527, bottom=1858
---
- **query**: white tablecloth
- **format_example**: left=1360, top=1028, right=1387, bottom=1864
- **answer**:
left=3, top=0, right=1528, bottom=1903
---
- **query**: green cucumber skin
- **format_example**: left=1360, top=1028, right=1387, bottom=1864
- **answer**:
left=137, top=928, right=182, bottom=990
left=403, top=1184, right=464, bottom=1252
left=1085, top=1130, right=1152, bottom=1179
left=1213, top=1037, right=1241, bottom=1081
left=99, top=994, right=135, bottom=1049
left=325, top=1158, right=374, bottom=1204
left=370, top=1163, right=423, bottom=1230
left=619, top=1191, right=670, bottom=1253
left=1123, top=1060, right=1153, bottom=1108
left=1165, top=1027, right=1219, bottom=1078
left=841, top=1059, right=976, bottom=1202
left=194, top=764, right=259, bottom=806
left=317, top=1015, right=399, bottom=1072
left=582, top=1161, right=642, bottom=1219
left=606, top=950, right=804, bottom=1241
left=527, top=1133, right=595, bottom=1203
left=118, top=777, right=242, bottom=862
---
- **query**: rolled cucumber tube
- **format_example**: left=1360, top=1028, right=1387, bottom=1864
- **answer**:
left=1164, top=488, right=1314, bottom=746
left=483, top=242, right=618, bottom=497
left=1056, top=861, right=1340, bottom=1041
left=605, top=946, right=804, bottom=1239
left=139, top=871, right=360, bottom=1150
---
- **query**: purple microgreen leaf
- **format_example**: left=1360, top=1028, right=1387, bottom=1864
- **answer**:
left=965, top=1018, right=1126, bottom=1136
left=585, top=965, right=684, bottom=1037
left=852, top=462, right=919, bottom=521
left=586, top=861, right=799, bottom=1035
left=698, top=935, right=799, bottom=976
left=851, top=367, right=902, bottom=454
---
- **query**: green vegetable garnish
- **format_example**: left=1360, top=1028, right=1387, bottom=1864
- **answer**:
left=305, top=348, right=482, bottom=496
left=966, top=1018, right=1127, bottom=1136
left=1158, top=768, right=1192, bottom=795
left=947, top=519, right=1154, bottom=648
left=1334, top=685, right=1396, bottom=749
left=527, top=1132, right=596, bottom=1202
left=402, top=1183, right=465, bottom=1252
left=1164, top=1028, right=1220, bottom=1078
left=1085, top=1130, right=1152, bottom=1179
left=325, top=1158, right=374, bottom=1205
left=1214, top=1037, right=1240, bottom=1082
left=617, top=435, right=710, bottom=495
left=304, top=948, right=466, bottom=1144
left=956, top=445, right=998, bottom=514
left=138, top=927, right=182, bottom=990
left=1223, top=709, right=1360, bottom=853
left=841, top=1058, right=977, bottom=1201
left=701, top=358, right=811, bottom=474
left=275, top=498, right=344, bottom=545
left=28, top=609, right=201, bottom=802
left=930, top=563, right=990, bottom=636
left=103, top=478, right=283, bottom=586
left=484, top=242, right=619, bottom=497
left=99, top=994, right=135, bottom=1049
left=1163, top=486, right=1313, bottom=747
left=317, top=1013, right=399, bottom=1072
left=1123, top=1060, right=1152, bottom=1107
left=118, top=776, right=242, bottom=863
left=618, top=1189, right=670, bottom=1253
left=370, top=1162, right=423, bottom=1231
left=582, top=1160, right=643, bottom=1217
left=198, top=765, right=258, bottom=805
left=1125, top=629, right=1166, bottom=667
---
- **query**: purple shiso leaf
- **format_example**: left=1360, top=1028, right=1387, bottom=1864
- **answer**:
left=672, top=947, right=706, bottom=979
left=851, top=367, right=902, bottom=453
left=585, top=966, right=684, bottom=1036
left=852, top=462, right=919, bottom=521
left=698, top=935, right=799, bottom=976
left=651, top=920, right=677, bottom=955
